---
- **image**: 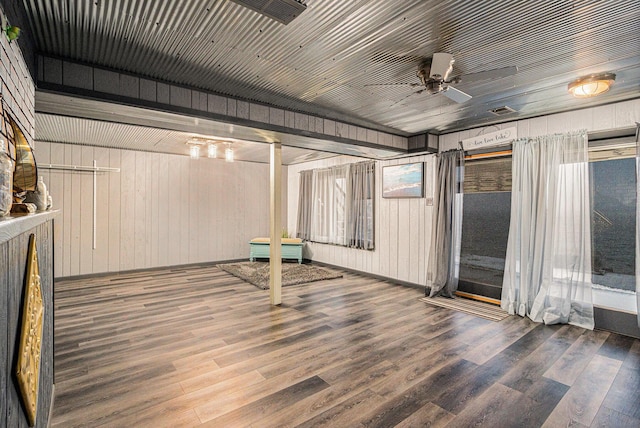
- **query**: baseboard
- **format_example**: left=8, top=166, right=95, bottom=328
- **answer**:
left=311, top=261, right=425, bottom=292
left=54, top=258, right=246, bottom=282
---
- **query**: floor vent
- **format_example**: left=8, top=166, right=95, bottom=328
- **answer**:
left=230, top=0, right=307, bottom=24
left=489, top=106, right=517, bottom=116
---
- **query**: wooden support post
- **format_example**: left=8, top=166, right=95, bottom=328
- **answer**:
left=269, top=142, right=282, bottom=305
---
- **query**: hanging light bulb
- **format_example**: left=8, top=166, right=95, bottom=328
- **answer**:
left=189, top=144, right=200, bottom=159
left=225, top=144, right=234, bottom=162
left=207, top=143, right=217, bottom=158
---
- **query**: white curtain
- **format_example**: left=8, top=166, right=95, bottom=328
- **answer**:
left=635, top=123, right=640, bottom=328
left=427, top=150, right=464, bottom=298
left=296, top=170, right=313, bottom=240
left=311, top=165, right=349, bottom=245
left=502, top=130, right=594, bottom=329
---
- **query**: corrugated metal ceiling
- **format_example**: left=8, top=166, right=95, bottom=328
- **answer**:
left=22, top=0, right=640, bottom=135
left=34, top=113, right=339, bottom=165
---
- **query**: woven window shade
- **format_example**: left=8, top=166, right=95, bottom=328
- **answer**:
left=463, top=156, right=512, bottom=193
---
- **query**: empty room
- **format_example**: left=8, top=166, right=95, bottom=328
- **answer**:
left=1, top=1, right=639, bottom=427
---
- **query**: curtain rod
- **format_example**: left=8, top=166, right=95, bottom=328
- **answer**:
left=39, top=163, right=120, bottom=173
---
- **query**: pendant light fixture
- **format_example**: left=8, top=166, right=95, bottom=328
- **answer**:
left=207, top=143, right=217, bottom=158
left=189, top=144, right=200, bottom=159
left=225, top=143, right=234, bottom=162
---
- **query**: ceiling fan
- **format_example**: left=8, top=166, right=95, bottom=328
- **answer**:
left=374, top=52, right=518, bottom=103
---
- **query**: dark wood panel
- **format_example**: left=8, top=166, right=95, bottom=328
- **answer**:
left=0, top=242, right=7, bottom=428
left=49, top=265, right=640, bottom=427
left=2, top=221, right=55, bottom=428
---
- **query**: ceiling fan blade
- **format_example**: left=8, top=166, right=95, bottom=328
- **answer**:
left=454, top=66, right=518, bottom=84
left=364, top=82, right=422, bottom=87
left=442, top=85, right=472, bottom=103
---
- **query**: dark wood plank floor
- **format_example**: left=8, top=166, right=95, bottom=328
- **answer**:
left=51, top=264, right=640, bottom=427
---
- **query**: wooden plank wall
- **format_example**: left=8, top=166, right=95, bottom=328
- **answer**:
left=287, top=98, right=640, bottom=289
left=1, top=220, right=55, bottom=428
left=439, top=98, right=640, bottom=151
left=34, top=143, right=284, bottom=278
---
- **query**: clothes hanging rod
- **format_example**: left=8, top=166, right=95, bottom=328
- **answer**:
left=39, top=163, right=120, bottom=173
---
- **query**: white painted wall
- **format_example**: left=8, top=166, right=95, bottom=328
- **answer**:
left=439, top=98, right=640, bottom=151
left=35, top=142, right=287, bottom=278
left=287, top=98, right=640, bottom=289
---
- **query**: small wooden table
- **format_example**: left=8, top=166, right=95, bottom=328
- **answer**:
left=249, top=237, right=303, bottom=263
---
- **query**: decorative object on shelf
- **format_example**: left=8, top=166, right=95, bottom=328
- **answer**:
left=1, top=11, right=21, bottom=43
left=23, top=176, right=49, bottom=211
left=0, top=96, right=15, bottom=216
left=568, top=73, right=616, bottom=98
left=382, top=162, right=424, bottom=198
left=9, top=115, right=37, bottom=194
left=0, top=131, right=13, bottom=216
left=16, top=234, right=44, bottom=427
left=10, top=202, right=36, bottom=213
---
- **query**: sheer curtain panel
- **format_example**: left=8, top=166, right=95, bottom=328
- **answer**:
left=427, top=150, right=464, bottom=298
left=311, top=165, right=349, bottom=245
left=296, top=170, right=313, bottom=240
left=502, top=131, right=594, bottom=329
left=347, top=161, right=375, bottom=250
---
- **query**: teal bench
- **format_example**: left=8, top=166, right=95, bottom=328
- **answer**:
left=249, top=237, right=303, bottom=264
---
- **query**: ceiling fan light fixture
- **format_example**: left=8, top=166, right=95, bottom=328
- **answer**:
left=568, top=73, right=615, bottom=98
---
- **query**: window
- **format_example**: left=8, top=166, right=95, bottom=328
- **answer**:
left=458, top=139, right=637, bottom=299
left=298, top=161, right=375, bottom=249
left=459, top=155, right=512, bottom=298
left=589, top=147, right=636, bottom=292
left=311, top=165, right=349, bottom=245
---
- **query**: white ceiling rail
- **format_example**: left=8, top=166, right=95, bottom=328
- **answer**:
left=39, top=163, right=120, bottom=173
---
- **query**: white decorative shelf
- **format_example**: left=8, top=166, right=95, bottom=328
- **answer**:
left=0, top=210, right=59, bottom=244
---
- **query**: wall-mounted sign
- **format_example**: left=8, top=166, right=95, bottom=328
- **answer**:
left=461, top=127, right=517, bottom=150
left=16, top=234, right=43, bottom=427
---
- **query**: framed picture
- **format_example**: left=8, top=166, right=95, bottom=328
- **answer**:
left=382, top=162, right=424, bottom=198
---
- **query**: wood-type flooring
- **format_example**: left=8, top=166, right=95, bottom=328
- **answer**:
left=51, top=264, right=640, bottom=427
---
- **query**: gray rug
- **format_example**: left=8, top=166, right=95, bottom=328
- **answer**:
left=217, top=261, right=343, bottom=289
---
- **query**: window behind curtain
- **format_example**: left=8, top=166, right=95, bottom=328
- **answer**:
left=459, top=155, right=512, bottom=299
left=458, top=138, right=637, bottom=299
left=311, top=165, right=349, bottom=245
left=297, top=161, right=375, bottom=249
left=589, top=147, right=636, bottom=292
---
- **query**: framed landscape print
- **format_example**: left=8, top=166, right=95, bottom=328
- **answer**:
left=382, top=162, right=424, bottom=198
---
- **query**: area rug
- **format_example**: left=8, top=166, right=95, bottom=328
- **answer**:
left=217, top=261, right=342, bottom=290
left=419, top=296, right=510, bottom=322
